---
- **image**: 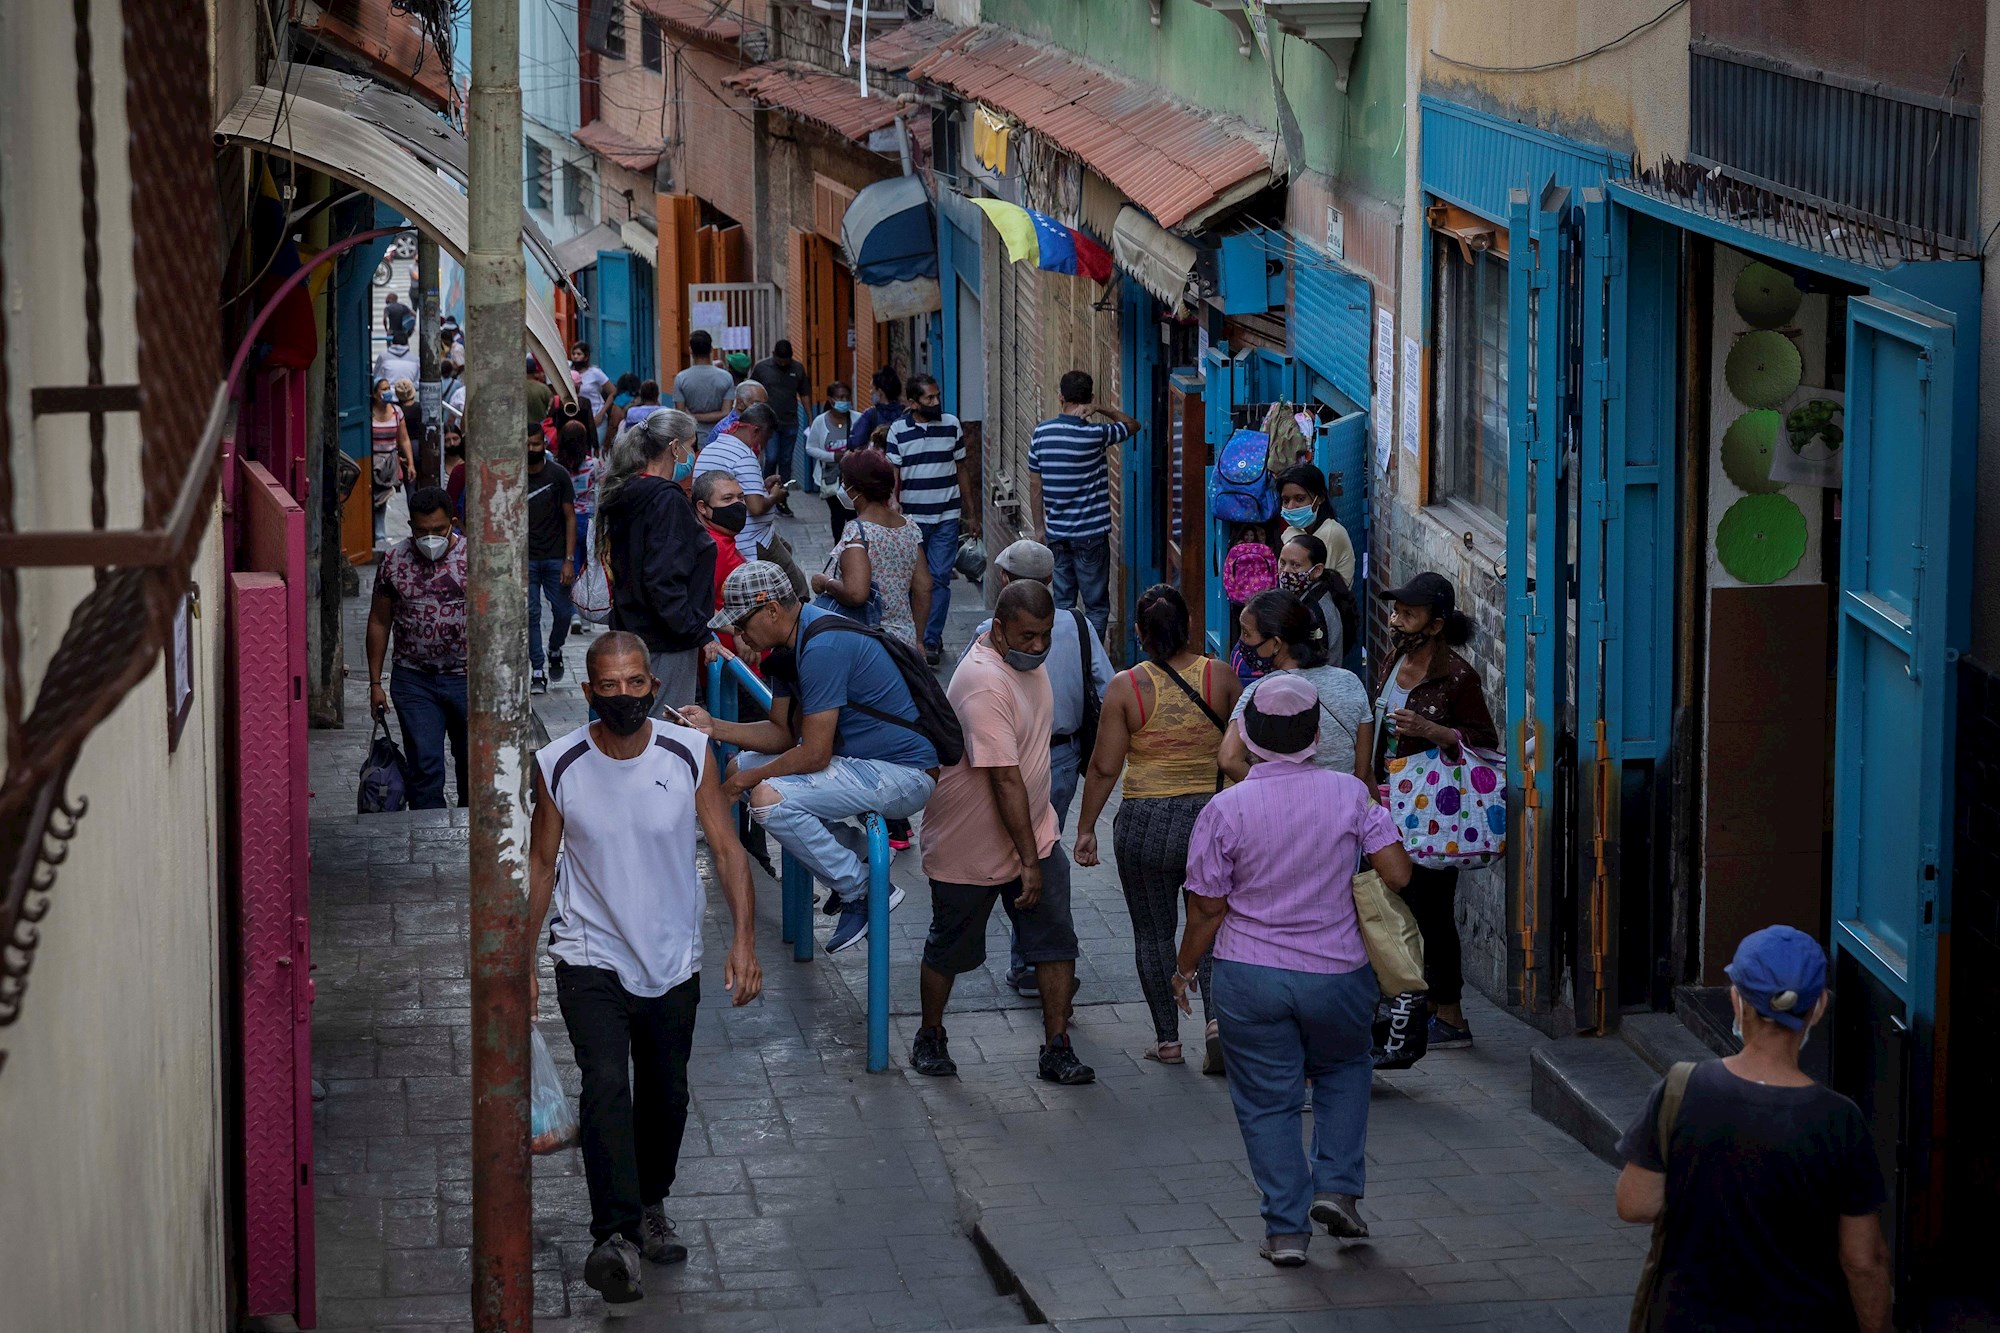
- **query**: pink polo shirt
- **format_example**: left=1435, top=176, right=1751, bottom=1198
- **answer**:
left=920, top=639, right=1058, bottom=886
left=1184, top=759, right=1398, bottom=974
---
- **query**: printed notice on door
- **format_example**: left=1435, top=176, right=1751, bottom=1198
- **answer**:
left=1373, top=307, right=1394, bottom=475
left=1399, top=335, right=1422, bottom=466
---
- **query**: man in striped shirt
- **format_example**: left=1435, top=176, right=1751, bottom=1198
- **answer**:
left=884, top=374, right=974, bottom=664
left=1028, top=371, right=1138, bottom=639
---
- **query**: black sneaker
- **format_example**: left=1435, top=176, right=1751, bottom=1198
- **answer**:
left=1038, top=1034, right=1096, bottom=1085
left=910, top=1026, right=958, bottom=1077
left=776, top=500, right=795, bottom=517
left=547, top=650, right=565, bottom=683
left=641, top=1203, right=687, bottom=1265
left=1310, top=1192, right=1370, bottom=1239
left=924, top=644, right=943, bottom=666
left=582, top=1235, right=643, bottom=1303
left=530, top=671, right=548, bottom=696
left=1005, top=966, right=1039, bottom=998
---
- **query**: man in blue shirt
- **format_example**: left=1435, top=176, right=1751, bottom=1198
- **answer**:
left=685, top=562, right=940, bottom=953
left=1028, top=370, right=1139, bottom=640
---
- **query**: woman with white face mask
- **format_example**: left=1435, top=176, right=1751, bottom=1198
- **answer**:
left=806, top=381, right=856, bottom=540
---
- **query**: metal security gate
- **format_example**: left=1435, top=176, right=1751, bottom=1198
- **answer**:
left=233, top=457, right=315, bottom=1326
left=687, top=281, right=780, bottom=365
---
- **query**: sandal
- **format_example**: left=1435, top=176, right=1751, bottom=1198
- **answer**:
left=1202, top=1020, right=1225, bottom=1077
left=1143, top=1042, right=1185, bottom=1064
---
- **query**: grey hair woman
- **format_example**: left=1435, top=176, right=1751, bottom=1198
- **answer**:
left=595, top=406, right=715, bottom=709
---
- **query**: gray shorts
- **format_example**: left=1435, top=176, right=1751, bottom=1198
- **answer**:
left=647, top=649, right=700, bottom=712
left=922, top=844, right=1078, bottom=976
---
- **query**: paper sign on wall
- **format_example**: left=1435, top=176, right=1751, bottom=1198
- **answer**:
left=1373, top=307, right=1395, bottom=475
left=1399, top=335, right=1422, bottom=465
left=690, top=300, right=728, bottom=331
left=721, top=325, right=753, bottom=351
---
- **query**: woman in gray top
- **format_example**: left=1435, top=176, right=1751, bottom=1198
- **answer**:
left=1218, top=590, right=1373, bottom=786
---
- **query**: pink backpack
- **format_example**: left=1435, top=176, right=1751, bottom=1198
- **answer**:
left=1222, top=540, right=1278, bottom=604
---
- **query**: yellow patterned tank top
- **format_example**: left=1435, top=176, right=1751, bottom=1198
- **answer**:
left=1124, top=658, right=1225, bottom=800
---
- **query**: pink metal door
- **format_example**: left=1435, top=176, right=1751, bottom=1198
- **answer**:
left=234, top=455, right=315, bottom=1326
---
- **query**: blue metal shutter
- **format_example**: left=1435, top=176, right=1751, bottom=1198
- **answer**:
left=593, top=251, right=634, bottom=381
left=1292, top=247, right=1372, bottom=411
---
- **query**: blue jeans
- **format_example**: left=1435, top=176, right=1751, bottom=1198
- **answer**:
left=527, top=558, right=573, bottom=669
left=1049, top=535, right=1110, bottom=640
left=766, top=423, right=801, bottom=484
left=390, top=668, right=468, bottom=809
left=919, top=517, right=960, bottom=650
left=738, top=751, right=935, bottom=903
left=1210, top=958, right=1375, bottom=1240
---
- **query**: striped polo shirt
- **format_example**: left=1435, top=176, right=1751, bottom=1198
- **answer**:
left=883, top=411, right=965, bottom=525
left=1028, top=413, right=1130, bottom=540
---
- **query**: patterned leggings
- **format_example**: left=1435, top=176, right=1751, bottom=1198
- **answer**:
left=1112, top=792, right=1216, bottom=1044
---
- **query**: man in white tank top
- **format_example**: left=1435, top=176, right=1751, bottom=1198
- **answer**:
left=528, top=631, right=762, bottom=1308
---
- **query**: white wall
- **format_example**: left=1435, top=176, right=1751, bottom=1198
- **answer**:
left=0, top=1, right=230, bottom=1326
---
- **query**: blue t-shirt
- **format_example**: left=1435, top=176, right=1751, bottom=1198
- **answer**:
left=772, top=605, right=939, bottom=769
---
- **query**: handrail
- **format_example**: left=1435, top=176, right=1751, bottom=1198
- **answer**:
left=706, top=652, right=893, bottom=1073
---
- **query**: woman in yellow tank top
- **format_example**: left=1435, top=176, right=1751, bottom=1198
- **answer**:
left=1074, top=586, right=1242, bottom=1068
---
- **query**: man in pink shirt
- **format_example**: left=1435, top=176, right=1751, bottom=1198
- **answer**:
left=1175, top=674, right=1412, bottom=1267
left=911, top=581, right=1095, bottom=1086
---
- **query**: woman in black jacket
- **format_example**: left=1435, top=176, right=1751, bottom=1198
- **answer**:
left=597, top=409, right=716, bottom=711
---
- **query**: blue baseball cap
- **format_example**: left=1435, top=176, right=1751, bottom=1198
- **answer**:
left=1724, top=925, right=1827, bottom=1031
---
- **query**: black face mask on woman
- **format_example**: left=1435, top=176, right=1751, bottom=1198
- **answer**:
left=592, top=691, right=654, bottom=736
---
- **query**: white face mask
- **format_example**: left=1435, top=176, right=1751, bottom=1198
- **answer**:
left=414, top=534, right=450, bottom=562
left=1732, top=999, right=1811, bottom=1052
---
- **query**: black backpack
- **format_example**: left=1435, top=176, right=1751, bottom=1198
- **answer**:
left=796, top=616, right=966, bottom=767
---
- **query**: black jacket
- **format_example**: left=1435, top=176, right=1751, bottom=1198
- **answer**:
left=601, top=474, right=717, bottom=654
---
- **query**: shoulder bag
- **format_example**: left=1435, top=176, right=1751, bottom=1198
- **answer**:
left=1383, top=741, right=1507, bottom=869
left=1628, top=1062, right=1697, bottom=1333
left=808, top=521, right=883, bottom=626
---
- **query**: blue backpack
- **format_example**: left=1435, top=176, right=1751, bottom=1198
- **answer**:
left=357, top=720, right=410, bottom=814
left=1213, top=428, right=1277, bottom=523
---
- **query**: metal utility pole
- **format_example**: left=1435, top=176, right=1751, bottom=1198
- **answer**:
left=467, top=0, right=532, bottom=1327
left=417, top=235, right=443, bottom=485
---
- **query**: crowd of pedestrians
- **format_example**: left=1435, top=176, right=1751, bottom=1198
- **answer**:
left=358, top=342, right=1888, bottom=1325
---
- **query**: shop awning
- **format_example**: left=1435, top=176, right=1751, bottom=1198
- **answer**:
left=619, top=219, right=659, bottom=267
left=572, top=119, right=662, bottom=174
left=907, top=27, right=1281, bottom=230
left=215, top=83, right=573, bottom=401
left=841, top=175, right=936, bottom=285
left=724, top=61, right=904, bottom=144
left=553, top=222, right=633, bottom=276
left=633, top=0, right=742, bottom=47
left=1112, top=207, right=1199, bottom=311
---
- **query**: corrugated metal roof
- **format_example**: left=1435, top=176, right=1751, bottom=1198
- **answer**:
left=572, top=119, right=662, bottom=173
left=863, top=17, right=962, bottom=72
left=724, top=61, right=903, bottom=143
left=907, top=26, right=1279, bottom=230
left=634, top=0, right=743, bottom=44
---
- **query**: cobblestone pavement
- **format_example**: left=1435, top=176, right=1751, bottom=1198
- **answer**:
left=309, top=493, right=1645, bottom=1331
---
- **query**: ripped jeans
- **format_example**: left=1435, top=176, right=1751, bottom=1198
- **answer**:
left=736, top=751, right=935, bottom=904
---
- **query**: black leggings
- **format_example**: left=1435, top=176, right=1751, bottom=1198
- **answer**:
left=827, top=495, right=855, bottom=544
left=1403, top=864, right=1463, bottom=1006
left=1112, top=793, right=1215, bottom=1044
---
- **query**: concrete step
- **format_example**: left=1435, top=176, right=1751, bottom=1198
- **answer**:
left=1528, top=1035, right=1658, bottom=1167
left=1620, top=1011, right=1720, bottom=1075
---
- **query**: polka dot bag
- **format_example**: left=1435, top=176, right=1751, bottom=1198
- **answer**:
left=1383, top=744, right=1507, bottom=870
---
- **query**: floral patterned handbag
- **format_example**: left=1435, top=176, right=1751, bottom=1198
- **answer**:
left=1383, top=743, right=1507, bottom=869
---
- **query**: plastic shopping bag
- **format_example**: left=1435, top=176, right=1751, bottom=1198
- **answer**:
left=1352, top=868, right=1427, bottom=997
left=529, top=1026, right=578, bottom=1155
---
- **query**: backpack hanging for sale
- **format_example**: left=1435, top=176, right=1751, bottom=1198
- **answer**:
left=1261, top=401, right=1312, bottom=474
left=1221, top=540, right=1278, bottom=604
left=1213, top=428, right=1277, bottom=523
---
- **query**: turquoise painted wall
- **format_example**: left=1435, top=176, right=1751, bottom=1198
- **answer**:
left=982, top=0, right=1405, bottom=202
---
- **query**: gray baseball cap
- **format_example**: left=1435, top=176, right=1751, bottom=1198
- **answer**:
left=708, top=560, right=795, bottom=629
left=994, top=539, right=1055, bottom=581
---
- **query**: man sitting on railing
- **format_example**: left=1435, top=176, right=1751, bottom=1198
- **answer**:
left=682, top=562, right=942, bottom=954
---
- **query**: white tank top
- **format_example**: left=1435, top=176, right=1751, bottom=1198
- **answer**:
left=535, top=718, right=709, bottom=996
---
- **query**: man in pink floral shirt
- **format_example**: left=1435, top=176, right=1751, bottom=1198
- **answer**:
left=366, top=486, right=469, bottom=808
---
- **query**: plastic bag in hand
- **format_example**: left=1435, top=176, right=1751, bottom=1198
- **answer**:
left=529, top=1026, right=578, bottom=1155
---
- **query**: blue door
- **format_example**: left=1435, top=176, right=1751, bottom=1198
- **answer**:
left=594, top=251, right=635, bottom=382
left=1504, top=182, right=1572, bottom=1014
left=1199, top=343, right=1298, bottom=654
left=1832, top=296, right=1963, bottom=1039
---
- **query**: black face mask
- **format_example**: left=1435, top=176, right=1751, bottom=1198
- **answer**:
left=707, top=500, right=749, bottom=534
left=593, top=691, right=654, bottom=736
left=527, top=450, right=546, bottom=468
left=915, top=402, right=943, bottom=421
left=1390, top=626, right=1433, bottom=659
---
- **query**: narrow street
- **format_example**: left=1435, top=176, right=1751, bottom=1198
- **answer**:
left=307, top=495, right=1643, bottom=1331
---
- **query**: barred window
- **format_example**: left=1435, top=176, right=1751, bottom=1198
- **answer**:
left=1430, top=238, right=1509, bottom=524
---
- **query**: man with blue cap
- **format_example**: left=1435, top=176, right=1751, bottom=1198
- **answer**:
left=1614, top=925, right=1891, bottom=1332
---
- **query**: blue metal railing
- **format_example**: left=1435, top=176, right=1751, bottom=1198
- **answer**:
left=705, top=654, right=893, bottom=1073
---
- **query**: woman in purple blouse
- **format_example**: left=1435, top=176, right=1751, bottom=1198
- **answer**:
left=1173, top=674, right=1413, bottom=1267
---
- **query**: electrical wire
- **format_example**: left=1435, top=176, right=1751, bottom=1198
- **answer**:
left=1428, top=0, right=1687, bottom=75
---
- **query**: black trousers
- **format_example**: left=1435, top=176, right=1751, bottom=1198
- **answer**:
left=1402, top=865, right=1463, bottom=1007
left=555, top=963, right=700, bottom=1244
left=827, top=494, right=856, bottom=543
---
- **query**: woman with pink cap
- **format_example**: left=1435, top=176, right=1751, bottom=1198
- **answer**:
left=1174, top=674, right=1413, bottom=1267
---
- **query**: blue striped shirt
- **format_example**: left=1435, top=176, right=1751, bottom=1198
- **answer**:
left=1028, top=413, right=1130, bottom=540
left=884, top=412, right=965, bottom=525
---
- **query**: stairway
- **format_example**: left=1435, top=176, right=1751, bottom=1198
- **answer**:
left=1527, top=998, right=1727, bottom=1166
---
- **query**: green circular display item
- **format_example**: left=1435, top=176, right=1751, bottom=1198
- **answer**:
left=1721, top=410, right=1785, bottom=494
left=1733, top=261, right=1804, bottom=328
left=1716, top=493, right=1808, bottom=584
left=1725, top=330, right=1803, bottom=409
